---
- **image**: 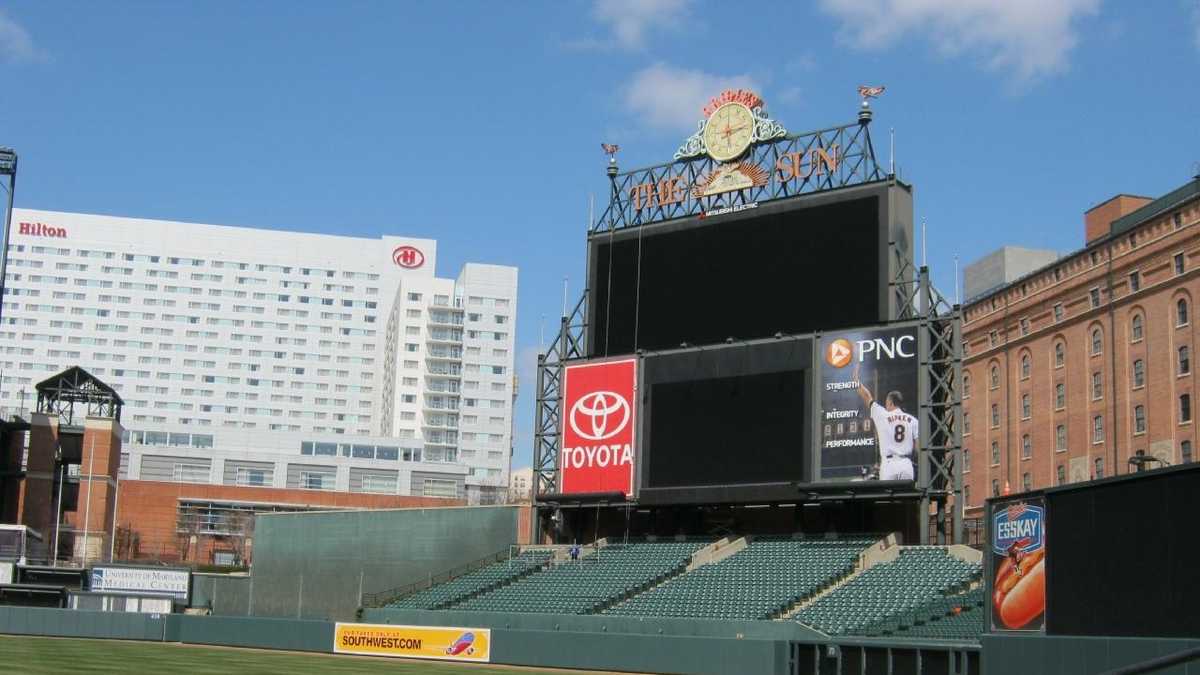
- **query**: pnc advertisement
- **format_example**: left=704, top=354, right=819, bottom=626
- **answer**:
left=990, top=497, right=1046, bottom=632
left=818, top=326, right=919, bottom=481
left=560, top=358, right=637, bottom=496
left=333, top=623, right=491, bottom=662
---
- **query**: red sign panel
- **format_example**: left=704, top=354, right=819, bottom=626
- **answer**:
left=560, top=358, right=637, bottom=496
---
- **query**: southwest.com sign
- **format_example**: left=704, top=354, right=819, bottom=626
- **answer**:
left=560, top=358, right=637, bottom=496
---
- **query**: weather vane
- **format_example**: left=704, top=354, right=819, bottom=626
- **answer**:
left=601, top=143, right=620, bottom=164
left=858, top=85, right=885, bottom=105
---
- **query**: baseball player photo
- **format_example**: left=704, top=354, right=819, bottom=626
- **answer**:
left=853, top=362, right=917, bottom=481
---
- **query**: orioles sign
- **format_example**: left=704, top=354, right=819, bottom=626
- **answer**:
left=627, top=89, right=841, bottom=212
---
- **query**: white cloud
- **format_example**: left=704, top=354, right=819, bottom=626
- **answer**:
left=624, top=63, right=759, bottom=133
left=591, top=0, right=691, bottom=50
left=0, top=10, right=36, bottom=63
left=818, top=0, right=1099, bottom=83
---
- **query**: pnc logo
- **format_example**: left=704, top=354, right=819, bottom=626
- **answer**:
left=392, top=245, right=425, bottom=269
left=569, top=391, right=631, bottom=441
left=825, top=339, right=853, bottom=368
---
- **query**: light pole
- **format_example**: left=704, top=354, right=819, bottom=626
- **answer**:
left=0, top=148, right=16, bottom=328
left=0, top=149, right=16, bottom=412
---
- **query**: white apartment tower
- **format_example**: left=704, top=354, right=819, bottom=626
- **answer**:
left=0, top=209, right=518, bottom=503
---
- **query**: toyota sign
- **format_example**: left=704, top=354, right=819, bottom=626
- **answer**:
left=560, top=358, right=637, bottom=496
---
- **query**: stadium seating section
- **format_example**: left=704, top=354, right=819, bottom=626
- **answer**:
left=604, top=538, right=870, bottom=621
left=451, top=541, right=705, bottom=615
left=793, top=547, right=982, bottom=637
left=385, top=539, right=985, bottom=642
left=387, top=550, right=553, bottom=610
left=857, top=587, right=986, bottom=641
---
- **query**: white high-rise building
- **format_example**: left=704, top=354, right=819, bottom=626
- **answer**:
left=0, top=209, right=518, bottom=503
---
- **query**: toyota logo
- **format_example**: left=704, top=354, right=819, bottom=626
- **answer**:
left=392, top=245, right=425, bottom=269
left=825, top=338, right=853, bottom=368
left=569, top=391, right=631, bottom=441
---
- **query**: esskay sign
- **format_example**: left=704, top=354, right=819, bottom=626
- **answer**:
left=90, top=565, right=190, bottom=602
left=334, top=623, right=491, bottom=663
left=560, top=358, right=637, bottom=496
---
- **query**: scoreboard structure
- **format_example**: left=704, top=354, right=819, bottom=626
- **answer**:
left=534, top=91, right=963, bottom=544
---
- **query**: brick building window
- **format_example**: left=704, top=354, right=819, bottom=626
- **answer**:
left=1056, top=424, right=1067, bottom=451
left=991, top=479, right=1000, bottom=497
left=1091, top=328, right=1102, bottom=355
left=1054, top=342, right=1065, bottom=368
left=990, top=365, right=999, bottom=389
left=1022, top=434, right=1032, bottom=459
left=1020, top=318, right=1030, bottom=335
left=963, top=448, right=971, bottom=472
left=1022, top=472, right=1032, bottom=492
left=991, top=404, right=1000, bottom=428
left=1129, top=272, right=1141, bottom=293
left=1055, top=383, right=1066, bottom=409
left=1132, top=359, right=1145, bottom=388
left=963, top=373, right=971, bottom=398
left=1180, top=346, right=1190, bottom=375
left=1090, top=288, right=1101, bottom=309
left=1054, top=303, right=1064, bottom=321
left=1021, top=394, right=1031, bottom=419
left=1020, top=353, right=1031, bottom=379
left=1131, top=314, right=1143, bottom=341
left=1175, top=253, right=1185, bottom=276
left=1178, top=299, right=1190, bottom=327
left=1183, top=440, right=1193, bottom=463
left=963, top=412, right=971, bottom=435
left=1092, top=372, right=1103, bottom=400
left=964, top=485, right=971, bottom=506
left=1056, top=464, right=1066, bottom=485
left=1093, top=415, right=1104, bottom=443
left=1134, top=405, right=1146, bottom=434
left=989, top=330, right=998, bottom=347
left=1094, top=457, right=1105, bottom=479
left=1174, top=212, right=1183, bottom=229
left=1180, top=394, right=1192, bottom=424
left=991, top=441, right=1000, bottom=465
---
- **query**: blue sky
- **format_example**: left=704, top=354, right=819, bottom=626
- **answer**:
left=1, top=1, right=1198, bottom=469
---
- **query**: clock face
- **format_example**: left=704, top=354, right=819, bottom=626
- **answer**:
left=703, top=103, right=755, bottom=162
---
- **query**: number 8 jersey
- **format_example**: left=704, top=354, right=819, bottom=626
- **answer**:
left=869, top=401, right=918, bottom=461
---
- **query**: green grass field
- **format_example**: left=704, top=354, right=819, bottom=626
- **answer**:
left=0, top=635, right=623, bottom=674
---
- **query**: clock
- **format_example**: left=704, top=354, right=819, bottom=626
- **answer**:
left=702, top=102, right=755, bottom=162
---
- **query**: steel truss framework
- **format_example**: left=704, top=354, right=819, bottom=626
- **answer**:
left=35, top=366, right=124, bottom=424
left=534, top=109, right=963, bottom=543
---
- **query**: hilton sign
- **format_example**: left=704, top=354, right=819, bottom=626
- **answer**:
left=18, top=222, right=67, bottom=238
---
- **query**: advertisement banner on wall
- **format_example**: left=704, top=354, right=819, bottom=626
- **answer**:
left=818, top=325, right=920, bottom=481
left=990, top=496, right=1047, bottom=632
left=89, top=565, right=190, bottom=603
left=560, top=358, right=637, bottom=496
left=334, top=623, right=491, bottom=662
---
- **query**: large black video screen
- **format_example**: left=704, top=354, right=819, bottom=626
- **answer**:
left=642, top=338, right=811, bottom=489
left=1045, top=467, right=1200, bottom=638
left=591, top=196, right=881, bottom=356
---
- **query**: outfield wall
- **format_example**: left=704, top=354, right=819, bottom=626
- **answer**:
left=0, top=605, right=982, bottom=675
left=235, top=505, right=521, bottom=620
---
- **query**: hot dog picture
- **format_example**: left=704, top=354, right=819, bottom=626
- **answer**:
left=993, top=541, right=1045, bottom=629
left=990, top=499, right=1046, bottom=631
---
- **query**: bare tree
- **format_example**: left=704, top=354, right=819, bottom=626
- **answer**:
left=226, top=510, right=255, bottom=567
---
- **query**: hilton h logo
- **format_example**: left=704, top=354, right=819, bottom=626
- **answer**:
left=392, top=245, right=425, bottom=269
